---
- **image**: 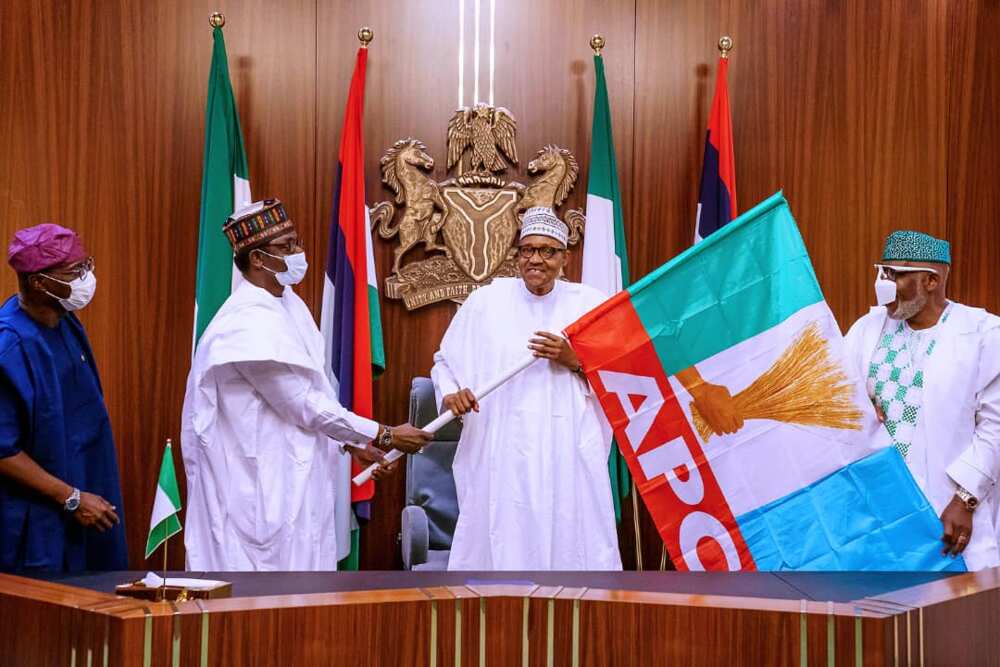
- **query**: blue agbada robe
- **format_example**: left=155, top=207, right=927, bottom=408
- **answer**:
left=0, top=296, right=127, bottom=571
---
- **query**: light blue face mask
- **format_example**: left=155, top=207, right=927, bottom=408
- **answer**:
left=259, top=250, right=308, bottom=286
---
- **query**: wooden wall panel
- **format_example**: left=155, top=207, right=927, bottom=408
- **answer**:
left=633, top=0, right=950, bottom=334
left=1, top=0, right=998, bottom=572
left=945, top=1, right=1000, bottom=314
left=578, top=600, right=801, bottom=665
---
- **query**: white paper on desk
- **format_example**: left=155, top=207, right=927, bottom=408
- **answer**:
left=138, top=572, right=227, bottom=590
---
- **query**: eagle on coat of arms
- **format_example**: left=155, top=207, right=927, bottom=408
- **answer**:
left=446, top=104, right=519, bottom=175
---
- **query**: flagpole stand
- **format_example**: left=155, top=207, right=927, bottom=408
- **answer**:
left=718, top=35, right=733, bottom=58
left=118, top=538, right=233, bottom=602
left=358, top=26, right=373, bottom=48
left=209, top=12, right=225, bottom=28
left=590, top=34, right=605, bottom=55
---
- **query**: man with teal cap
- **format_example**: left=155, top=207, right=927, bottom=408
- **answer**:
left=845, top=230, right=1000, bottom=569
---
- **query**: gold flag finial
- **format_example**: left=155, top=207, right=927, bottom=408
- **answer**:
left=590, top=34, right=605, bottom=55
left=718, top=35, right=733, bottom=58
left=358, top=26, right=374, bottom=47
left=209, top=12, right=225, bottom=28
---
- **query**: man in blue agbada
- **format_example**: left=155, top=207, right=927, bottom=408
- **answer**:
left=0, top=223, right=126, bottom=572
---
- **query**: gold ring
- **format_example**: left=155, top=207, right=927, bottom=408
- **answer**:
left=957, top=533, right=968, bottom=543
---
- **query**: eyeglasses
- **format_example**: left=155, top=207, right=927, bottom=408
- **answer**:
left=874, top=264, right=939, bottom=280
left=45, top=257, right=95, bottom=281
left=264, top=238, right=304, bottom=254
left=517, top=245, right=564, bottom=260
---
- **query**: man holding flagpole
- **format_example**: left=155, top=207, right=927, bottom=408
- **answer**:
left=181, top=199, right=430, bottom=571
left=432, top=207, right=621, bottom=570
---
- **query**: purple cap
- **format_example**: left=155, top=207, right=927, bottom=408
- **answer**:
left=7, top=223, right=87, bottom=273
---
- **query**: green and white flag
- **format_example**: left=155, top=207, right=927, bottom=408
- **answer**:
left=145, top=441, right=182, bottom=558
left=194, top=25, right=251, bottom=347
left=580, top=52, right=632, bottom=522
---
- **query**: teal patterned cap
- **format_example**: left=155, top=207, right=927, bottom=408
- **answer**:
left=881, top=230, right=951, bottom=265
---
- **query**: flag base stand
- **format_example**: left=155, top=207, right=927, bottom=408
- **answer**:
left=115, top=580, right=232, bottom=602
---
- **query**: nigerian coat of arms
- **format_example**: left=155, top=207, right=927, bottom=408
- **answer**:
left=370, top=103, right=585, bottom=310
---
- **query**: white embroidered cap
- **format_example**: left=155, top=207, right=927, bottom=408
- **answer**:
left=519, top=207, right=568, bottom=247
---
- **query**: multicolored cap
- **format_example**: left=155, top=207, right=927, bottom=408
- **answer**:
left=520, top=207, right=568, bottom=247
left=881, top=230, right=951, bottom=265
left=223, top=199, right=293, bottom=253
left=7, top=223, right=87, bottom=273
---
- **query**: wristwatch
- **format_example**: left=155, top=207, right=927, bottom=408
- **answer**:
left=377, top=425, right=394, bottom=451
left=956, top=486, right=979, bottom=512
left=63, top=488, right=81, bottom=512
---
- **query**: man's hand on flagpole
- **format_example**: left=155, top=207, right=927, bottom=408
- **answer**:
left=349, top=444, right=400, bottom=481
left=443, top=388, right=479, bottom=416
left=381, top=424, right=432, bottom=454
left=354, top=355, right=538, bottom=487
left=529, top=331, right=579, bottom=371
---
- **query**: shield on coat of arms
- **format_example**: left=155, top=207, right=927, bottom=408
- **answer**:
left=440, top=187, right=519, bottom=282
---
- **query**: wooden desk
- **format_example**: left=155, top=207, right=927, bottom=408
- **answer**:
left=1, top=570, right=997, bottom=666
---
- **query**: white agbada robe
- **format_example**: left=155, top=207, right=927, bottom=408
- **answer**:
left=431, top=277, right=622, bottom=570
left=844, top=302, right=1000, bottom=569
left=181, top=281, right=379, bottom=570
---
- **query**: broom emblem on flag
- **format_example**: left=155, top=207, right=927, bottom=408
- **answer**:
left=689, top=322, right=863, bottom=441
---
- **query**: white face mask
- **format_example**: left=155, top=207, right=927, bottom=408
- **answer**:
left=260, top=250, right=308, bottom=286
left=43, top=270, right=97, bottom=312
left=873, top=264, right=939, bottom=309
left=874, top=267, right=897, bottom=306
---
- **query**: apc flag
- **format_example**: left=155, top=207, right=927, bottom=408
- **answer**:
left=145, top=441, right=182, bottom=559
left=694, top=56, right=736, bottom=243
left=566, top=192, right=963, bottom=572
left=320, top=47, right=385, bottom=567
left=580, top=51, right=632, bottom=523
left=194, top=24, right=251, bottom=347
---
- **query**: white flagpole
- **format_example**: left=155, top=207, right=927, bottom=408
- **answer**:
left=353, top=354, right=538, bottom=486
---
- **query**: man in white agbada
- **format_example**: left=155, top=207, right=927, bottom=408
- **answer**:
left=181, top=199, right=430, bottom=571
left=431, top=207, right=622, bottom=570
left=844, top=230, right=1000, bottom=569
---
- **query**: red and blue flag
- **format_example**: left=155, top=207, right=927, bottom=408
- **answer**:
left=695, top=56, right=737, bottom=242
left=320, top=47, right=385, bottom=566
